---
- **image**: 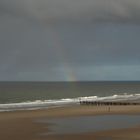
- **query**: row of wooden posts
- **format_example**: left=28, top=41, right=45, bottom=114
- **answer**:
left=79, top=100, right=140, bottom=106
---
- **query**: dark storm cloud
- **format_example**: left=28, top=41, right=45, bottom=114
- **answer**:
left=1, top=0, right=140, bottom=81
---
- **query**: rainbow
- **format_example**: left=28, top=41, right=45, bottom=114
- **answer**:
left=47, top=27, right=77, bottom=81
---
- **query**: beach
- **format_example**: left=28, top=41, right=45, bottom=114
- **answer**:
left=0, top=105, right=140, bottom=140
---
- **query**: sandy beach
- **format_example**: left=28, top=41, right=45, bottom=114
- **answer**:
left=0, top=105, right=140, bottom=140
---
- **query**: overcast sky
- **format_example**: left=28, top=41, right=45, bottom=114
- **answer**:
left=1, top=0, right=140, bottom=81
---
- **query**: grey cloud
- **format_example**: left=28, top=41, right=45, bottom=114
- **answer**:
left=1, top=1, right=140, bottom=81
left=1, top=21, right=140, bottom=72
left=53, top=24, right=140, bottom=66
left=1, top=0, right=140, bottom=23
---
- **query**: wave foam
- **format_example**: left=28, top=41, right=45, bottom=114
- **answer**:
left=0, top=93, right=140, bottom=112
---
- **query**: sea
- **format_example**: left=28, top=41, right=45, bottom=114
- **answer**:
left=0, top=81, right=140, bottom=112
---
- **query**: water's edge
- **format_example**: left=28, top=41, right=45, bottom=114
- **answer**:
left=0, top=94, right=140, bottom=112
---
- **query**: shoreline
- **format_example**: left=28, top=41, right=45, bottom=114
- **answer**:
left=0, top=105, right=140, bottom=140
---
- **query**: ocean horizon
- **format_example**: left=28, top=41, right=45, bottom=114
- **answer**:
left=0, top=81, right=140, bottom=111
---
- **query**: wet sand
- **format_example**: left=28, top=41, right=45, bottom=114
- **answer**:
left=0, top=105, right=140, bottom=140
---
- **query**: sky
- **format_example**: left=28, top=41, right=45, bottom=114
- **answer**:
left=1, top=0, right=140, bottom=81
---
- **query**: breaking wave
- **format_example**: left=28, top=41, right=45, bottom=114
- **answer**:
left=0, top=93, right=140, bottom=112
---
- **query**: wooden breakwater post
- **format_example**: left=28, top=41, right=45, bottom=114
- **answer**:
left=79, top=100, right=140, bottom=106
